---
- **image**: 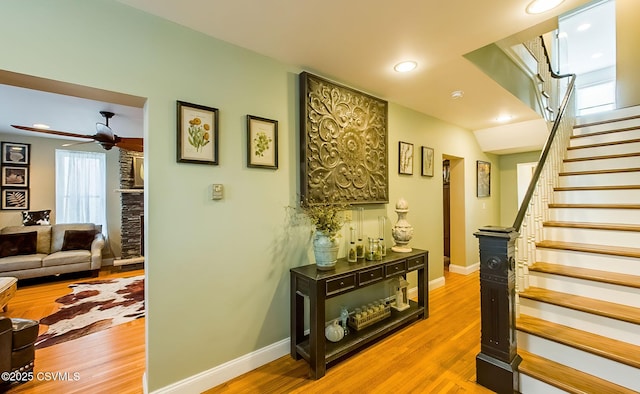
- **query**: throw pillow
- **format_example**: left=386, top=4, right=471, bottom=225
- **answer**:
left=61, top=230, right=96, bottom=251
left=22, top=210, right=51, bottom=226
left=0, top=231, right=38, bottom=258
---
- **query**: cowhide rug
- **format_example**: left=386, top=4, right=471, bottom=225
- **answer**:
left=35, top=275, right=144, bottom=349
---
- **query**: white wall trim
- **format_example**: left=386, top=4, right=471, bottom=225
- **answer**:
left=152, top=275, right=448, bottom=393
left=449, top=262, right=480, bottom=275
left=150, top=338, right=290, bottom=394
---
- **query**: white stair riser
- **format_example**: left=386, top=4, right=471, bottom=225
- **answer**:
left=565, top=141, right=640, bottom=159
left=553, top=189, right=640, bottom=204
left=563, top=156, right=640, bottom=172
left=528, top=272, right=640, bottom=308
left=519, top=375, right=567, bottom=394
left=548, top=208, right=640, bottom=225
left=576, top=107, right=640, bottom=128
left=519, top=302, right=640, bottom=346
left=542, top=227, right=640, bottom=248
left=517, top=332, right=640, bottom=391
left=535, top=248, right=640, bottom=276
left=558, top=172, right=640, bottom=187
left=570, top=128, right=640, bottom=146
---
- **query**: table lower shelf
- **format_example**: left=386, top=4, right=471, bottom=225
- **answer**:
left=295, top=301, right=424, bottom=365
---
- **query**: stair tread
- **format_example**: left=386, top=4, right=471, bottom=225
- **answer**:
left=519, top=287, right=640, bottom=325
left=518, top=349, right=638, bottom=394
left=536, top=240, right=640, bottom=258
left=575, top=114, right=640, bottom=129
left=531, top=261, right=640, bottom=289
left=564, top=152, right=640, bottom=163
left=567, top=137, right=640, bottom=150
left=559, top=167, right=640, bottom=176
left=549, top=203, right=640, bottom=209
left=517, top=314, right=640, bottom=369
left=543, top=221, right=640, bottom=232
left=555, top=185, right=640, bottom=191
left=571, top=125, right=640, bottom=138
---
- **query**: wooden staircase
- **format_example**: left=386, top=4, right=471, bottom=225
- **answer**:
left=516, top=107, right=640, bottom=393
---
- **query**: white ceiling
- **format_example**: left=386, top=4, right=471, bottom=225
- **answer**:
left=2, top=0, right=597, bottom=148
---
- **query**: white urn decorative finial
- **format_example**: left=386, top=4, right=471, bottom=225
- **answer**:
left=391, top=198, right=414, bottom=253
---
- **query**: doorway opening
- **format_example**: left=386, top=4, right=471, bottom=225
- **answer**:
left=443, top=155, right=466, bottom=273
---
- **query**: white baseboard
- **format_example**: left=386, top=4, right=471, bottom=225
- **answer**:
left=449, top=262, right=479, bottom=275
left=150, top=338, right=290, bottom=394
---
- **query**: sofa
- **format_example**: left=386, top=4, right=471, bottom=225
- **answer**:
left=0, top=223, right=104, bottom=280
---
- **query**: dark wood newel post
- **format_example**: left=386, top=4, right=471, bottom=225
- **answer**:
left=474, top=226, right=521, bottom=394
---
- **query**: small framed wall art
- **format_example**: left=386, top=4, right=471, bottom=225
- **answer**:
left=177, top=101, right=219, bottom=165
left=2, top=142, right=30, bottom=165
left=398, top=141, right=414, bottom=175
left=477, top=160, right=491, bottom=197
left=2, top=166, right=29, bottom=187
left=2, top=188, right=29, bottom=210
left=247, top=115, right=278, bottom=169
left=421, top=146, right=434, bottom=177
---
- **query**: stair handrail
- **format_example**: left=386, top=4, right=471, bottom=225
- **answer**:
left=513, top=39, right=576, bottom=232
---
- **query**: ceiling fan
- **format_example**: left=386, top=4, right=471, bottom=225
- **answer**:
left=11, top=111, right=143, bottom=152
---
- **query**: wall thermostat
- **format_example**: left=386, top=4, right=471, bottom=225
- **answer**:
left=212, top=184, right=223, bottom=200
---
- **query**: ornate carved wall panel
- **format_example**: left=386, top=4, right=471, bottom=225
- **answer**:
left=299, top=72, right=388, bottom=204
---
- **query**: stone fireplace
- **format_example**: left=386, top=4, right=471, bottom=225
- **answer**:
left=115, top=150, right=144, bottom=266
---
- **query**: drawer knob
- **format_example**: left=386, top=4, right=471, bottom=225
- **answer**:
left=340, top=281, right=344, bottom=285
left=395, top=266, right=399, bottom=270
left=370, top=273, right=374, bottom=277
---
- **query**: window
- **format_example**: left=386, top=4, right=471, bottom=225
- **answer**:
left=55, top=150, right=107, bottom=232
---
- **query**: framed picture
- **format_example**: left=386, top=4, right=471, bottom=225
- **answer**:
left=477, top=160, right=491, bottom=197
left=1, top=188, right=29, bottom=210
left=421, top=146, right=434, bottom=177
left=2, top=142, right=30, bottom=165
left=299, top=72, right=388, bottom=204
left=133, top=156, right=144, bottom=188
left=177, top=101, right=219, bottom=165
left=398, top=141, right=414, bottom=175
left=2, top=166, right=29, bottom=187
left=247, top=115, right=278, bottom=169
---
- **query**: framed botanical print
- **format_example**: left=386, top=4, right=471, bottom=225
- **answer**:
left=2, top=142, right=30, bottom=165
left=2, top=166, right=29, bottom=187
left=177, top=101, right=219, bottom=165
left=1, top=188, right=29, bottom=210
left=247, top=115, right=278, bottom=169
left=398, top=141, right=413, bottom=175
left=421, top=146, right=434, bottom=177
left=477, top=160, right=491, bottom=197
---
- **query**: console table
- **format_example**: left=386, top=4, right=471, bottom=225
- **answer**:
left=290, top=249, right=429, bottom=379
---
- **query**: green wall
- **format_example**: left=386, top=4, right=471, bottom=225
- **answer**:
left=498, top=151, right=542, bottom=227
left=0, top=1, right=500, bottom=391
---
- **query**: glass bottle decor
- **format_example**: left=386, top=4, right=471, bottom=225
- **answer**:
left=378, top=216, right=386, bottom=257
left=356, top=207, right=365, bottom=258
left=347, top=227, right=357, bottom=263
left=373, top=238, right=382, bottom=260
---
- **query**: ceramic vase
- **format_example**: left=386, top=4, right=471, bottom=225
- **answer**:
left=325, top=319, right=345, bottom=342
left=313, top=231, right=339, bottom=270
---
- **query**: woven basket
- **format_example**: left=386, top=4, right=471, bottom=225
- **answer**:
left=348, top=304, right=391, bottom=331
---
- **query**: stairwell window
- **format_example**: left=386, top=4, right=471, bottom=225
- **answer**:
left=55, top=150, right=107, bottom=233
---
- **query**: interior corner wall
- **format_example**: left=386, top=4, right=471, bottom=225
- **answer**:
left=0, top=1, right=500, bottom=391
left=616, top=0, right=640, bottom=108
left=0, top=132, right=122, bottom=259
left=498, top=151, right=541, bottom=227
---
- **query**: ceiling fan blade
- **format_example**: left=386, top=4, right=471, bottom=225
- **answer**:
left=11, top=125, right=94, bottom=140
left=115, top=137, right=144, bottom=152
left=62, top=140, right=95, bottom=147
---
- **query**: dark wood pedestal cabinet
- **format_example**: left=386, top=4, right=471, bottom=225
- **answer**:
left=290, top=249, right=429, bottom=379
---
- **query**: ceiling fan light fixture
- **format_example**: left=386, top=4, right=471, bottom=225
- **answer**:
left=394, top=61, right=418, bottom=73
left=32, top=123, right=50, bottom=129
left=526, top=0, right=564, bottom=14
left=451, top=90, right=464, bottom=100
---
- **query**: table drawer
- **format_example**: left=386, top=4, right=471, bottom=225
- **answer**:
left=358, top=266, right=384, bottom=286
left=326, top=274, right=356, bottom=296
left=407, top=255, right=424, bottom=271
left=385, top=260, right=406, bottom=277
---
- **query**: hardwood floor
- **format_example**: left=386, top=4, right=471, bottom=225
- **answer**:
left=207, top=270, right=492, bottom=394
left=2, top=269, right=488, bottom=393
left=1, top=268, right=145, bottom=394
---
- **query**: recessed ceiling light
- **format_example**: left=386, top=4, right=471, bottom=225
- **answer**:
left=577, top=23, right=591, bottom=32
left=526, top=0, right=564, bottom=14
left=451, top=90, right=464, bottom=99
left=394, top=61, right=418, bottom=73
left=32, top=123, right=50, bottom=129
left=496, top=115, right=513, bottom=123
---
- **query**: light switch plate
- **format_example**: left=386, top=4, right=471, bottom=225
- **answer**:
left=212, top=184, right=223, bottom=200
